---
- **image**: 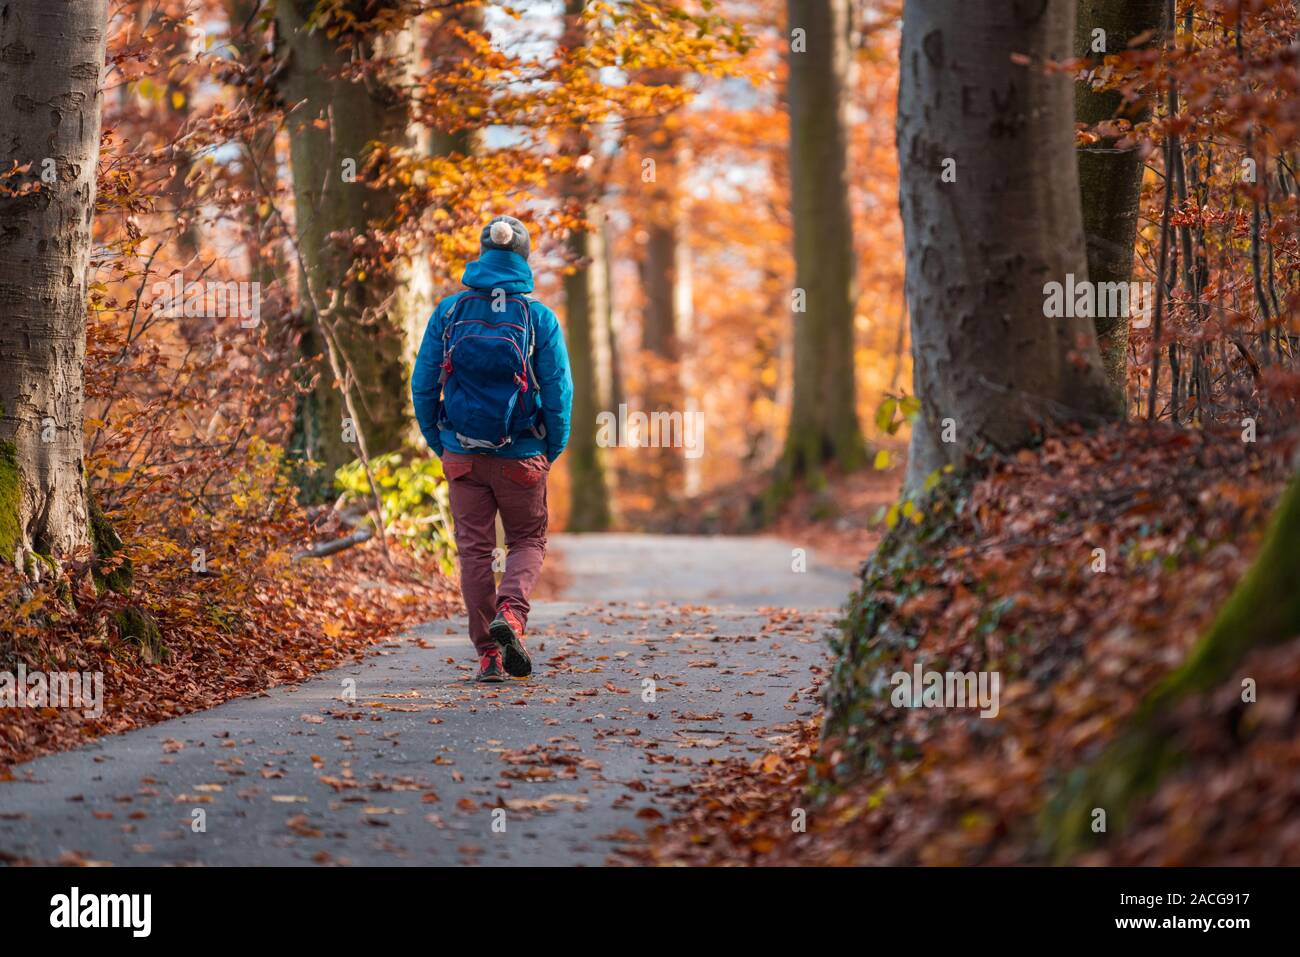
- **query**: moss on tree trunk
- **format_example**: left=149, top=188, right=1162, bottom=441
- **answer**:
left=88, top=487, right=165, bottom=661
left=113, top=605, right=168, bottom=663
left=0, top=440, right=20, bottom=563
left=89, top=489, right=134, bottom=595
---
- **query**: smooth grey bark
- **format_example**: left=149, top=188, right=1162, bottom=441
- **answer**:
left=0, top=0, right=110, bottom=560
left=779, top=0, right=864, bottom=483
left=277, top=0, right=421, bottom=496
left=897, top=0, right=1119, bottom=494
left=1075, top=0, right=1164, bottom=401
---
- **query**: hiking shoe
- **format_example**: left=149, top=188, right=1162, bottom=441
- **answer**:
left=475, top=649, right=506, bottom=683
left=489, top=605, right=532, bottom=678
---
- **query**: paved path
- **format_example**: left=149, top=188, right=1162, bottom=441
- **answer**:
left=0, top=535, right=851, bottom=866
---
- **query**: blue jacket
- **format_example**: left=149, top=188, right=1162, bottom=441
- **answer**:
left=412, top=249, right=573, bottom=460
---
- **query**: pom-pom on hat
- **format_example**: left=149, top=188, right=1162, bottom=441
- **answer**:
left=480, top=215, right=531, bottom=260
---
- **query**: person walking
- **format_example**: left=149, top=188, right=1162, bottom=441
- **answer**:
left=412, top=215, right=573, bottom=682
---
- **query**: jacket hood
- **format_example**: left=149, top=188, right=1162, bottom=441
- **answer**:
left=461, top=248, right=534, bottom=293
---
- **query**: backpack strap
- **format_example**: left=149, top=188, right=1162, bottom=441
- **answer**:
left=454, top=430, right=515, bottom=451
left=516, top=296, right=546, bottom=438
left=437, top=294, right=466, bottom=388
left=434, top=295, right=468, bottom=432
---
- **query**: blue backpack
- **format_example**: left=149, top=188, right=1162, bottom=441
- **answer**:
left=436, top=291, right=545, bottom=450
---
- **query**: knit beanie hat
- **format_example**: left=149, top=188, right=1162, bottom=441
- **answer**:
left=480, top=215, right=531, bottom=260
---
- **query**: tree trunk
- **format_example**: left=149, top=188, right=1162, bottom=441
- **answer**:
left=164, top=19, right=202, bottom=266
left=225, top=0, right=288, bottom=327
left=1075, top=0, right=1164, bottom=403
left=0, top=0, right=109, bottom=562
left=674, top=189, right=702, bottom=498
left=779, top=0, right=865, bottom=486
left=638, top=116, right=683, bottom=363
left=598, top=214, right=626, bottom=412
left=565, top=226, right=614, bottom=530
left=561, top=0, right=613, bottom=531
left=591, top=212, right=625, bottom=508
left=277, top=0, right=421, bottom=497
left=897, top=0, right=1119, bottom=494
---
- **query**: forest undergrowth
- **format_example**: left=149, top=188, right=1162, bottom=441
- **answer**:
left=632, top=419, right=1299, bottom=865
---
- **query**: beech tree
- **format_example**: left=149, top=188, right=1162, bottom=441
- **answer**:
left=225, top=0, right=288, bottom=321
left=0, top=0, right=110, bottom=563
left=561, top=0, right=613, bottom=531
left=897, top=0, right=1119, bottom=492
left=1075, top=0, right=1164, bottom=399
left=597, top=215, right=626, bottom=414
left=778, top=0, right=865, bottom=485
left=276, top=1, right=423, bottom=494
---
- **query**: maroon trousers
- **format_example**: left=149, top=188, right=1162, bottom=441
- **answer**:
left=442, top=451, right=550, bottom=655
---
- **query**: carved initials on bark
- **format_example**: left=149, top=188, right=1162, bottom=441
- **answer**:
left=1013, top=0, right=1049, bottom=26
left=922, top=29, right=943, bottom=68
